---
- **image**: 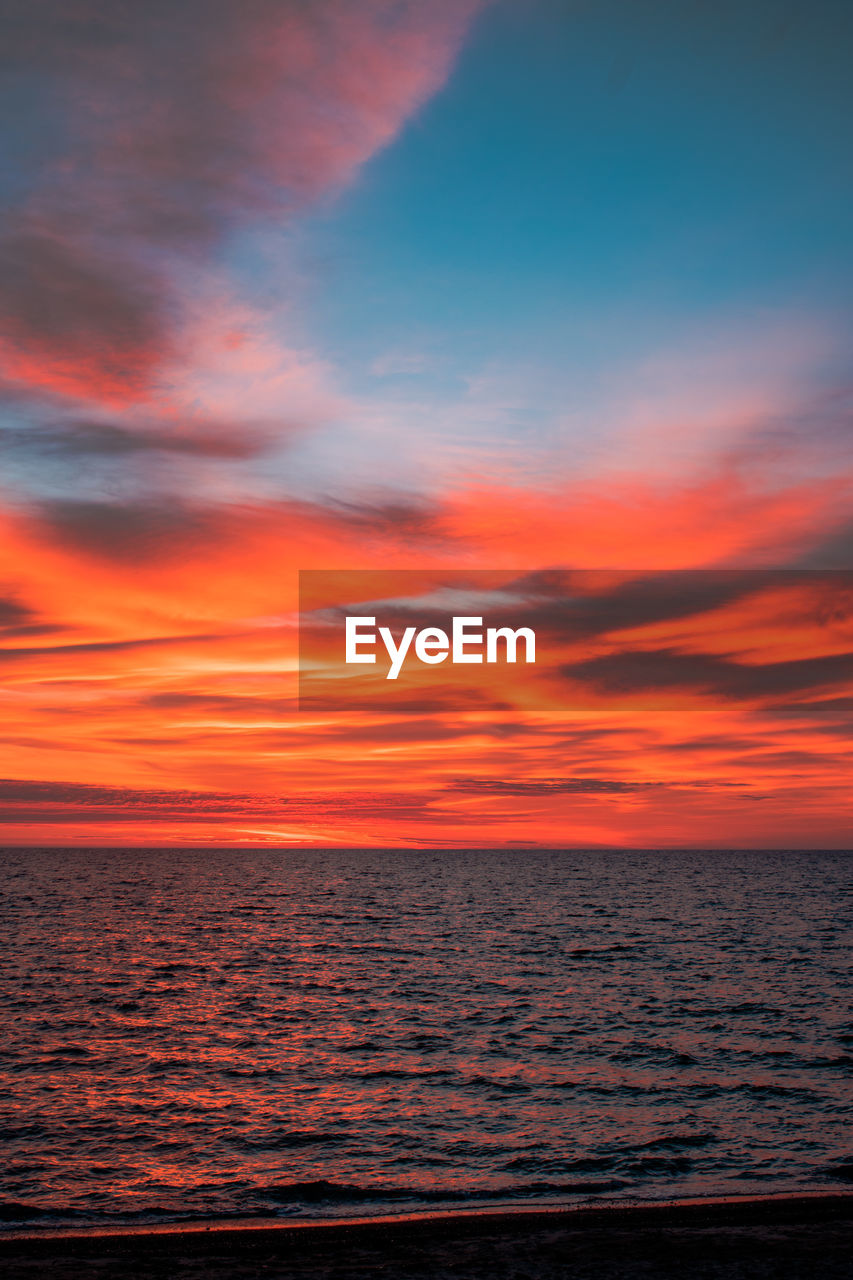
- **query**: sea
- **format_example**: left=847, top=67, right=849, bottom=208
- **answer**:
left=1, top=847, right=850, bottom=1230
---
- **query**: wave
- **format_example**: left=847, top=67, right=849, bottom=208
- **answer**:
left=0, top=1202, right=75, bottom=1221
left=259, top=1177, right=630, bottom=1206
left=239, top=1131, right=345, bottom=1150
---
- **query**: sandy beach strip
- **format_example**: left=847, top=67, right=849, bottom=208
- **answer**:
left=1, top=1191, right=851, bottom=1278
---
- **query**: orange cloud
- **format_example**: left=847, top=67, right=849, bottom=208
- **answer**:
left=3, top=485, right=851, bottom=847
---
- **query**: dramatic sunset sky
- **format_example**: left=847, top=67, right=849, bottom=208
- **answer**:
left=1, top=0, right=851, bottom=846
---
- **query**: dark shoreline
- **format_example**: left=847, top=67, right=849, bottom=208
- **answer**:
left=2, top=1192, right=852, bottom=1278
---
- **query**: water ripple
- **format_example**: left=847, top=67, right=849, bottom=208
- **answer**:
left=0, top=847, right=850, bottom=1228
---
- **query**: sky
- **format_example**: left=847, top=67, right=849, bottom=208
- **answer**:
left=0, top=0, right=851, bottom=847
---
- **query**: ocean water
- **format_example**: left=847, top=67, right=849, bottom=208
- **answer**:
left=0, top=847, right=851, bottom=1230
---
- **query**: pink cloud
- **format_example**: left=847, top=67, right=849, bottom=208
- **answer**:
left=0, top=1, right=488, bottom=406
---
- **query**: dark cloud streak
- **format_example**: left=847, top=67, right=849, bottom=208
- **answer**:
left=563, top=648, right=852, bottom=701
